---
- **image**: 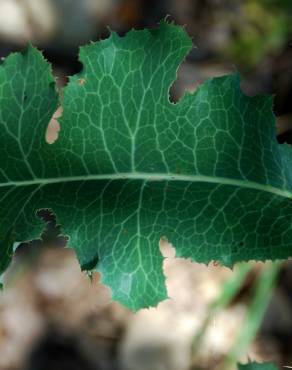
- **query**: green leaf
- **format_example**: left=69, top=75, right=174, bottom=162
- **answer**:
left=238, top=362, right=278, bottom=370
left=0, top=230, right=15, bottom=288
left=0, top=21, right=292, bottom=309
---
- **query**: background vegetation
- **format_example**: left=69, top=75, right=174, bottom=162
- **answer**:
left=0, top=1, right=291, bottom=369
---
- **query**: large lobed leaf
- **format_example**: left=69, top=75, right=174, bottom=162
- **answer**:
left=0, top=22, right=292, bottom=309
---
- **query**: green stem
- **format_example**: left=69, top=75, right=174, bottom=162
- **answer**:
left=222, top=262, right=280, bottom=370
left=192, top=262, right=253, bottom=355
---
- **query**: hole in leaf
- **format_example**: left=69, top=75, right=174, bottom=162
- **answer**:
left=160, top=238, right=175, bottom=258
left=36, top=208, right=68, bottom=247
left=46, top=107, right=62, bottom=144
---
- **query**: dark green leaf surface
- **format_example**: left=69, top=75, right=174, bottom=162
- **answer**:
left=0, top=22, right=292, bottom=309
left=238, top=362, right=278, bottom=370
left=0, top=230, right=15, bottom=288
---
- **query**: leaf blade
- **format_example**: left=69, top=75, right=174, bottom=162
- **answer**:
left=0, top=22, right=292, bottom=309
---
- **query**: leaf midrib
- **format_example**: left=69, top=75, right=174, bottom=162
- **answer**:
left=0, top=172, right=291, bottom=199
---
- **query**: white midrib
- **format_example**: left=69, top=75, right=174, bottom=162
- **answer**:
left=0, top=172, right=291, bottom=199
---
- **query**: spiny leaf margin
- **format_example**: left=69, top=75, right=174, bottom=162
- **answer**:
left=0, top=21, right=292, bottom=310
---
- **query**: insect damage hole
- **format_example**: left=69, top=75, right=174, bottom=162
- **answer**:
left=46, top=107, right=63, bottom=144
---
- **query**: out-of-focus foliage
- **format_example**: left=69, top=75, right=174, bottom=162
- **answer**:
left=226, top=0, right=292, bottom=68
left=238, top=361, right=278, bottom=370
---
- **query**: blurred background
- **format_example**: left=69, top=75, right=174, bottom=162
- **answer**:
left=0, top=1, right=292, bottom=369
